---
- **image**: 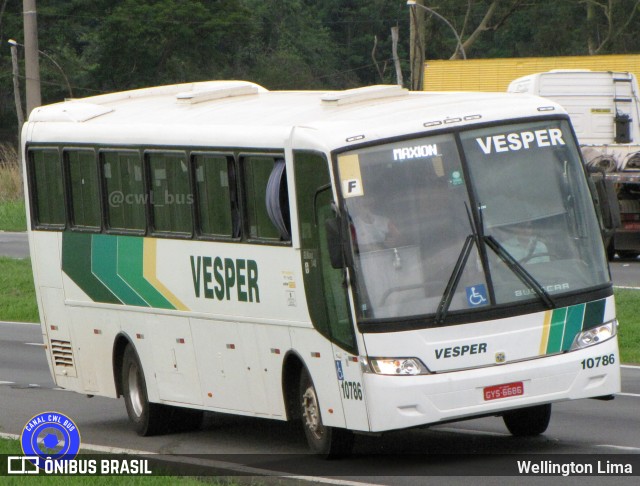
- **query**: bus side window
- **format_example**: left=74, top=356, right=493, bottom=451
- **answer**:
left=147, top=151, right=193, bottom=236
left=193, top=154, right=238, bottom=238
left=28, top=148, right=66, bottom=228
left=242, top=155, right=291, bottom=242
left=65, top=149, right=101, bottom=230
left=101, top=151, right=146, bottom=232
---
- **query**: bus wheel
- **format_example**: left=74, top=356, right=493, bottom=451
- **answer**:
left=502, top=404, right=552, bottom=437
left=122, top=345, right=169, bottom=436
left=299, top=369, right=354, bottom=458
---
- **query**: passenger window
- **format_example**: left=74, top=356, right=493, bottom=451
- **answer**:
left=66, top=149, right=100, bottom=229
left=28, top=148, right=65, bottom=227
left=193, top=154, right=237, bottom=237
left=243, top=155, right=291, bottom=241
left=147, top=152, right=193, bottom=235
left=102, top=151, right=145, bottom=232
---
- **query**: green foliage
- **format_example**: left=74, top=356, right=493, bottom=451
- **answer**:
left=88, top=0, right=252, bottom=90
left=237, top=0, right=340, bottom=88
left=3, top=0, right=640, bottom=127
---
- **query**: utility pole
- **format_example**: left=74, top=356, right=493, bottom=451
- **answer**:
left=408, top=0, right=425, bottom=91
left=23, top=0, right=41, bottom=115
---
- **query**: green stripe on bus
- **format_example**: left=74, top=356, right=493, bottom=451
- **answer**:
left=583, top=299, right=606, bottom=330
left=562, top=303, right=585, bottom=351
left=62, top=232, right=121, bottom=304
left=116, top=236, right=175, bottom=309
left=91, top=234, right=149, bottom=307
left=546, top=307, right=567, bottom=354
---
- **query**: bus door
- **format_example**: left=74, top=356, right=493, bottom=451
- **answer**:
left=295, top=151, right=370, bottom=431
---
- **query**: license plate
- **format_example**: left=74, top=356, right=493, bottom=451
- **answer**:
left=483, top=381, right=524, bottom=401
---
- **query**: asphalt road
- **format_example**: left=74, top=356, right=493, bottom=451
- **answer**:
left=0, top=232, right=29, bottom=259
left=1, top=321, right=639, bottom=484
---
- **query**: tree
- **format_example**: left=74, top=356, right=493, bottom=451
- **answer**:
left=585, top=0, right=640, bottom=54
left=420, top=0, right=525, bottom=60
left=452, top=0, right=524, bottom=59
left=236, top=0, right=341, bottom=89
left=87, top=0, right=252, bottom=91
left=315, top=0, right=408, bottom=87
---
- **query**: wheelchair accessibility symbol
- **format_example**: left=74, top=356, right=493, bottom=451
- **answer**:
left=466, top=284, right=488, bottom=307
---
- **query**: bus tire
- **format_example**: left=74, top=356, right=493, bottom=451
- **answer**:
left=502, top=403, right=552, bottom=437
left=122, top=344, right=169, bottom=436
left=299, top=369, right=354, bottom=458
left=167, top=407, right=204, bottom=433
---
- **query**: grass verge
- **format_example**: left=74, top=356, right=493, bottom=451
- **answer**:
left=0, top=143, right=27, bottom=232
left=0, top=257, right=39, bottom=323
left=0, top=200, right=27, bottom=232
left=614, top=288, right=640, bottom=364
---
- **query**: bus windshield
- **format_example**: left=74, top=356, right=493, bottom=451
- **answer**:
left=338, top=119, right=609, bottom=322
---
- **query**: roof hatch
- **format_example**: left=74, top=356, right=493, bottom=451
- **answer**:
left=321, top=85, right=408, bottom=106
left=176, top=81, right=260, bottom=104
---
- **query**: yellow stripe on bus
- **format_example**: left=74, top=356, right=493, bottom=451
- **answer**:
left=143, top=238, right=189, bottom=311
left=539, top=310, right=552, bottom=355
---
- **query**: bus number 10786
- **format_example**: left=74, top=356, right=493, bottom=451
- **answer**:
left=581, top=354, right=615, bottom=370
left=340, top=381, right=363, bottom=400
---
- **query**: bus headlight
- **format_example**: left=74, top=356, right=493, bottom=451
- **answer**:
left=570, top=320, right=617, bottom=351
left=366, top=357, right=430, bottom=375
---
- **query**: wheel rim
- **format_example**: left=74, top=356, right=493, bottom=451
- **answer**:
left=127, top=362, right=144, bottom=418
left=302, top=385, right=325, bottom=441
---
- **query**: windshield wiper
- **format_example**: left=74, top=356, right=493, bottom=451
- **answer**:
left=435, top=204, right=555, bottom=325
left=435, top=235, right=475, bottom=324
left=435, top=204, right=480, bottom=324
left=484, top=235, right=554, bottom=309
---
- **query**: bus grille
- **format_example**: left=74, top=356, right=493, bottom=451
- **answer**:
left=51, top=340, right=74, bottom=368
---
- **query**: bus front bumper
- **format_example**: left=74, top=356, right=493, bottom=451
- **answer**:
left=363, top=337, right=621, bottom=433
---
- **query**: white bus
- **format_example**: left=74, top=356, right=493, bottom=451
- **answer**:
left=23, top=81, right=620, bottom=456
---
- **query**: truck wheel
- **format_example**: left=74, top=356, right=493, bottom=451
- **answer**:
left=617, top=250, right=639, bottom=260
left=122, top=344, right=169, bottom=436
left=503, top=404, right=551, bottom=436
left=300, top=369, right=354, bottom=458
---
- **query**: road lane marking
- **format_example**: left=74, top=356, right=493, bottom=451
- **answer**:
left=432, top=426, right=510, bottom=437
left=617, top=392, right=640, bottom=398
left=24, top=342, right=44, bottom=347
left=621, top=364, right=640, bottom=370
left=0, top=321, right=40, bottom=326
left=596, top=444, right=640, bottom=452
left=0, top=381, right=15, bottom=385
